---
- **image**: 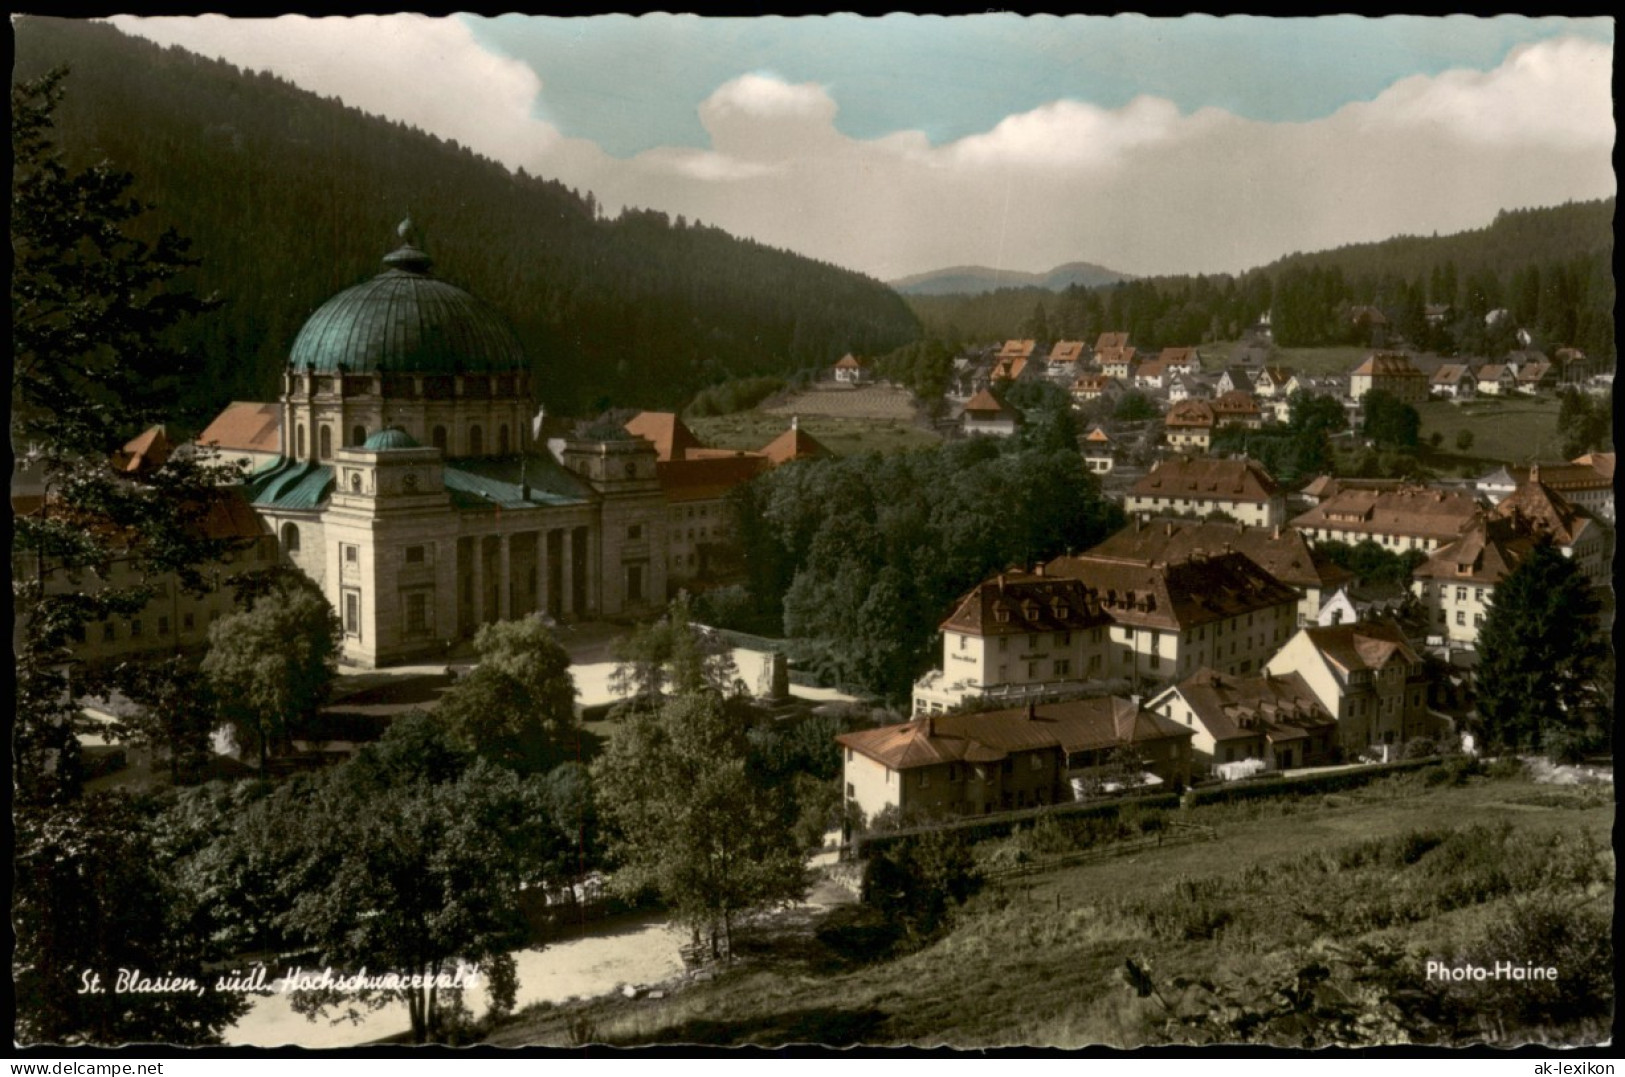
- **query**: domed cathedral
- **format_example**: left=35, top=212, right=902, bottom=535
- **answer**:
left=238, top=225, right=668, bottom=667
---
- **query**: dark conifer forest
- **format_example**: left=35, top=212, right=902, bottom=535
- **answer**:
left=12, top=17, right=923, bottom=425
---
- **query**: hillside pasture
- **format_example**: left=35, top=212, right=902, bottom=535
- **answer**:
left=1415, top=395, right=1564, bottom=468
left=487, top=764, right=1613, bottom=1049
left=689, top=384, right=940, bottom=456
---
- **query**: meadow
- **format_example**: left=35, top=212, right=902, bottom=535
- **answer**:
left=486, top=761, right=1613, bottom=1049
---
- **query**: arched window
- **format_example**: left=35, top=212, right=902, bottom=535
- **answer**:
left=432, top=425, right=448, bottom=453
left=350, top=472, right=362, bottom=493
left=296, top=425, right=306, bottom=460
left=351, top=424, right=366, bottom=446
left=498, top=424, right=510, bottom=455
left=281, top=522, right=301, bottom=554
left=469, top=425, right=484, bottom=456
left=318, top=426, right=333, bottom=460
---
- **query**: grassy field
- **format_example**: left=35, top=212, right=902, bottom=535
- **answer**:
left=487, top=763, right=1613, bottom=1048
left=1414, top=395, right=1565, bottom=469
left=687, top=411, right=941, bottom=456
left=1201, top=342, right=1371, bottom=377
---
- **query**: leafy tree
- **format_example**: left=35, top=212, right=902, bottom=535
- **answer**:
left=14, top=794, right=250, bottom=1044
left=1454, top=429, right=1474, bottom=453
left=200, top=573, right=340, bottom=771
left=1312, top=539, right=1428, bottom=588
left=206, top=714, right=564, bottom=1043
left=1556, top=387, right=1612, bottom=460
left=1360, top=389, right=1420, bottom=450
left=1114, top=390, right=1159, bottom=422
left=1474, top=542, right=1606, bottom=755
left=609, top=592, right=741, bottom=708
left=860, top=830, right=981, bottom=950
left=113, top=654, right=218, bottom=784
left=593, top=691, right=807, bottom=961
left=11, top=67, right=233, bottom=803
left=437, top=616, right=578, bottom=772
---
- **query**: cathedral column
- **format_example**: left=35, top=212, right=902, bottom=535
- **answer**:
left=498, top=533, right=512, bottom=621
left=471, top=536, right=486, bottom=627
left=560, top=527, right=574, bottom=617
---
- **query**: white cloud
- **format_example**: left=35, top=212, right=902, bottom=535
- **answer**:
left=102, top=20, right=1615, bottom=281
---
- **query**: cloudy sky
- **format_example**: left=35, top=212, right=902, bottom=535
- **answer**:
left=109, top=14, right=1615, bottom=283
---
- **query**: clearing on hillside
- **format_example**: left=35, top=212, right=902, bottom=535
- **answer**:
left=764, top=383, right=921, bottom=421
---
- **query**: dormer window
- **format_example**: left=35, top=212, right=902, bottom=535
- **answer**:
left=994, top=607, right=1010, bottom=623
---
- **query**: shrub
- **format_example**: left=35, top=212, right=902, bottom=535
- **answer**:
left=1484, top=757, right=1526, bottom=780
left=1402, top=737, right=1437, bottom=760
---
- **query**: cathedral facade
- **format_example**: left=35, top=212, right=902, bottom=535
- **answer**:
left=237, top=235, right=668, bottom=668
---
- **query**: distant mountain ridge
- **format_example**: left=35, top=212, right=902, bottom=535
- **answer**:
left=890, top=261, right=1131, bottom=296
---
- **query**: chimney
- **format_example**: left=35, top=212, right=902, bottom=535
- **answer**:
left=925, top=715, right=935, bottom=738
left=791, top=415, right=799, bottom=431
left=1025, top=700, right=1037, bottom=721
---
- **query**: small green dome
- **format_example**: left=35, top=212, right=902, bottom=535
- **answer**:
left=288, top=241, right=526, bottom=376
left=361, top=427, right=421, bottom=451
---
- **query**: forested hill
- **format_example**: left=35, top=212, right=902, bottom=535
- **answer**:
left=906, top=198, right=1614, bottom=359
left=1256, top=200, right=1615, bottom=284
left=12, top=17, right=922, bottom=423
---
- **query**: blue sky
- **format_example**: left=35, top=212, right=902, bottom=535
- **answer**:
left=467, top=14, right=1614, bottom=156
left=109, top=15, right=1616, bottom=280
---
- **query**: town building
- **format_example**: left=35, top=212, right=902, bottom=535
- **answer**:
left=1514, top=360, right=1557, bottom=395
left=1290, top=484, right=1481, bottom=552
left=1082, top=426, right=1118, bottom=475
left=1163, top=400, right=1215, bottom=452
left=838, top=697, right=1194, bottom=824
left=1475, top=456, right=1615, bottom=523
left=1132, top=359, right=1170, bottom=391
left=196, top=401, right=285, bottom=475
left=222, top=233, right=676, bottom=668
left=1125, top=455, right=1285, bottom=527
left=1047, top=340, right=1086, bottom=379
left=1211, top=390, right=1264, bottom=429
left=992, top=340, right=1036, bottom=382
left=1097, top=346, right=1140, bottom=380
left=1147, top=667, right=1337, bottom=772
left=1071, top=374, right=1116, bottom=405
left=1490, top=469, right=1611, bottom=587
left=833, top=353, right=870, bottom=385
left=1428, top=363, right=1477, bottom=400
left=1045, top=550, right=1301, bottom=686
left=911, top=568, right=1112, bottom=715
left=1263, top=620, right=1432, bottom=753
left=1410, top=515, right=1537, bottom=647
left=1215, top=366, right=1254, bottom=397
left=1166, top=373, right=1212, bottom=405
left=1349, top=352, right=1427, bottom=405
left=13, top=482, right=276, bottom=666
left=1085, top=517, right=1353, bottom=626
left=961, top=388, right=1020, bottom=437
left=1474, top=364, right=1515, bottom=396
left=1156, top=347, right=1202, bottom=377
left=1251, top=366, right=1295, bottom=399
left=1093, top=331, right=1130, bottom=358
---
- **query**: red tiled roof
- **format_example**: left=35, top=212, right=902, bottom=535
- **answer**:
left=1300, top=620, right=1420, bottom=674
left=113, top=425, right=176, bottom=474
left=1413, top=515, right=1536, bottom=585
left=1095, top=332, right=1130, bottom=352
left=1351, top=353, right=1424, bottom=378
left=1098, top=346, right=1138, bottom=368
left=1086, top=518, right=1350, bottom=592
left=1158, top=347, right=1199, bottom=366
left=1572, top=452, right=1614, bottom=480
left=1165, top=400, right=1215, bottom=428
left=759, top=423, right=829, bottom=465
left=1475, top=364, right=1510, bottom=382
left=1211, top=390, right=1260, bottom=416
left=654, top=454, right=766, bottom=503
left=998, top=339, right=1037, bottom=360
left=940, top=568, right=1110, bottom=636
left=964, top=388, right=1012, bottom=414
left=1072, top=375, right=1112, bottom=393
left=837, top=697, right=1191, bottom=771
left=1164, top=668, right=1334, bottom=744
left=1492, top=473, right=1594, bottom=547
left=1135, top=359, right=1169, bottom=379
left=1045, top=550, right=1300, bottom=632
left=1132, top=455, right=1279, bottom=503
left=834, top=353, right=865, bottom=369
left=1290, top=485, right=1481, bottom=543
left=197, top=402, right=281, bottom=456
left=1049, top=341, right=1085, bottom=364
left=992, top=355, right=1029, bottom=380
left=625, top=411, right=705, bottom=463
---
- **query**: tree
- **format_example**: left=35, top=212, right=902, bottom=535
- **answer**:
left=1360, top=390, right=1420, bottom=450
left=1454, top=429, right=1475, bottom=453
left=609, top=592, right=741, bottom=708
left=593, top=691, right=807, bottom=961
left=114, top=654, right=218, bottom=784
left=1474, top=542, right=1605, bottom=755
left=436, top=617, right=578, bottom=772
left=200, top=573, right=340, bottom=770
left=12, top=68, right=232, bottom=803
left=1114, top=390, right=1159, bottom=422
left=215, top=714, right=564, bottom=1043
left=14, top=794, right=250, bottom=1044
left=1556, top=387, right=1612, bottom=460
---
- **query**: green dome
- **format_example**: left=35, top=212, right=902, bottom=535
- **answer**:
left=361, top=427, right=421, bottom=450
left=288, top=243, right=526, bottom=376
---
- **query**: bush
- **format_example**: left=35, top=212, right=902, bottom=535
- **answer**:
left=861, top=829, right=982, bottom=950
left=1484, top=757, right=1526, bottom=780
left=1402, top=737, right=1437, bottom=760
